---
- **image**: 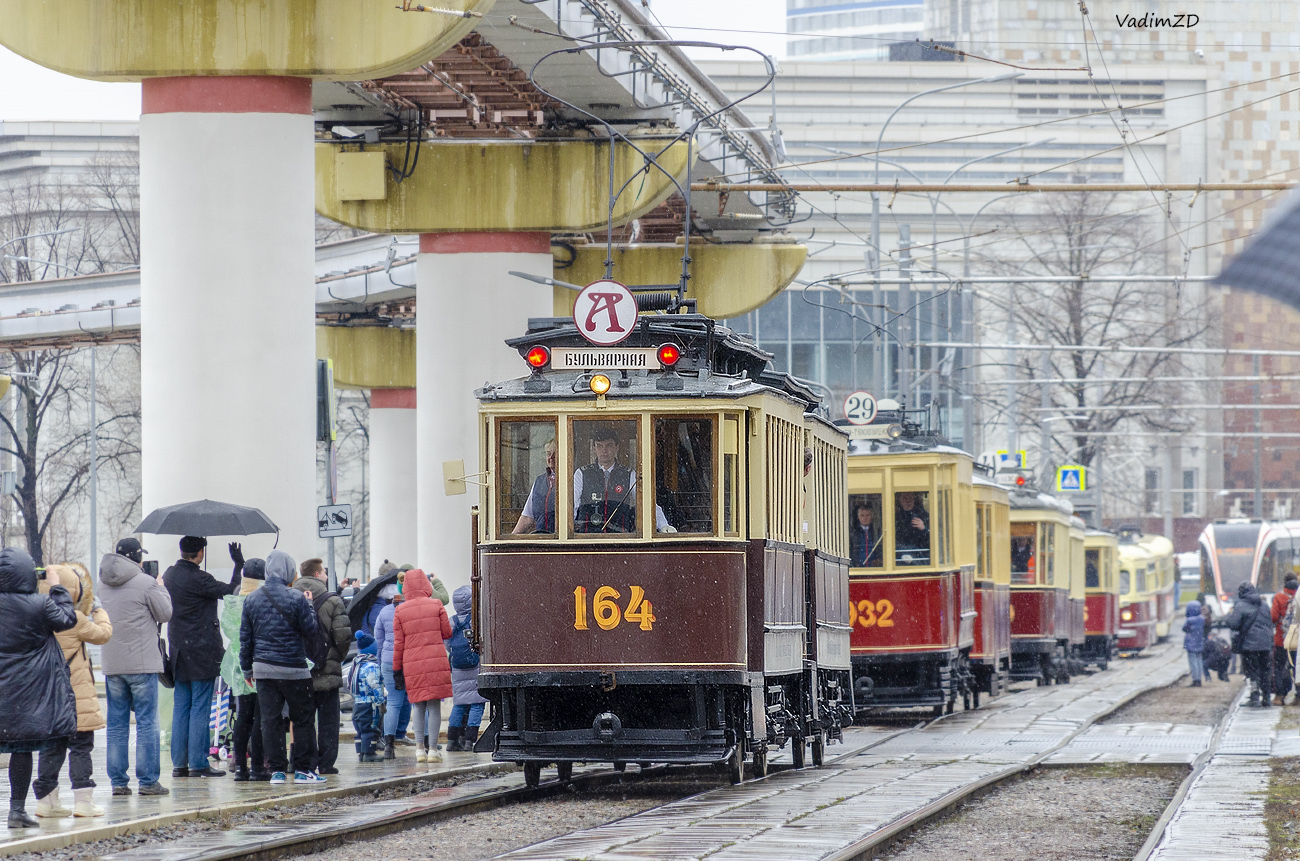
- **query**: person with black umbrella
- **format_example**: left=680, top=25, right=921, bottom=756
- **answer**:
left=163, top=536, right=242, bottom=777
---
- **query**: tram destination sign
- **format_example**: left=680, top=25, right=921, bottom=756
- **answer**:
left=551, top=347, right=664, bottom=370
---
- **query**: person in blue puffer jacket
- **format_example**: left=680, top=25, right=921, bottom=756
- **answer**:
left=1183, top=600, right=1206, bottom=688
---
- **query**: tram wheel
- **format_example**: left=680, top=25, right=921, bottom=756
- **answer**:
left=728, top=744, right=746, bottom=785
left=931, top=704, right=944, bottom=717
left=557, top=762, right=573, bottom=782
left=972, top=688, right=981, bottom=709
left=752, top=746, right=769, bottom=778
left=791, top=735, right=806, bottom=769
left=612, top=761, right=626, bottom=773
left=811, top=732, right=825, bottom=767
left=523, top=762, right=542, bottom=788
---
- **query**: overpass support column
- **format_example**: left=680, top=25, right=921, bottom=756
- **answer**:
left=140, top=77, right=317, bottom=556
left=370, top=388, right=418, bottom=569
left=416, top=233, right=552, bottom=593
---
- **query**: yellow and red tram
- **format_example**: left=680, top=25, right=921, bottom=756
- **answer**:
left=1008, top=487, right=1074, bottom=684
left=1082, top=529, right=1120, bottom=669
left=969, top=473, right=1012, bottom=703
left=1117, top=540, right=1159, bottom=652
left=847, top=429, right=977, bottom=714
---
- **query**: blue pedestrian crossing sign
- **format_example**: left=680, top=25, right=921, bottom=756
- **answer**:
left=1055, top=465, right=1087, bottom=493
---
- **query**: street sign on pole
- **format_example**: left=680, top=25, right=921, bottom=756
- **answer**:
left=1055, top=465, right=1087, bottom=493
left=997, top=450, right=1027, bottom=470
left=317, top=503, right=352, bottom=538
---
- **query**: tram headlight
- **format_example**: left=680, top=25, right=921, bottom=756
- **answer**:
left=1120, top=609, right=1133, bottom=622
left=887, top=423, right=903, bottom=439
left=590, top=374, right=611, bottom=395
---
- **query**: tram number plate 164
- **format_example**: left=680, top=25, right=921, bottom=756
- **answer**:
left=574, top=585, right=656, bottom=631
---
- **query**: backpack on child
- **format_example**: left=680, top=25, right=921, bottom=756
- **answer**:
left=447, top=616, right=479, bottom=670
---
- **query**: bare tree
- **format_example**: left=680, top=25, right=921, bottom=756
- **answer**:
left=315, top=389, right=370, bottom=583
left=972, top=193, right=1214, bottom=487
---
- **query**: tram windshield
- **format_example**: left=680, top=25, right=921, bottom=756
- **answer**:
left=499, top=420, right=559, bottom=537
left=572, top=418, right=643, bottom=535
left=1085, top=549, right=1100, bottom=589
left=893, top=490, right=931, bottom=566
left=1120, top=567, right=1131, bottom=595
left=654, top=417, right=714, bottom=534
left=1011, top=523, right=1037, bottom=584
left=848, top=493, right=884, bottom=568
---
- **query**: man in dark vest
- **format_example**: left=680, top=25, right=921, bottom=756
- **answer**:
left=574, top=427, right=637, bottom=533
left=512, top=440, right=557, bottom=534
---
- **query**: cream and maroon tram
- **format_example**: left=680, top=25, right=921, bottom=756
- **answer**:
left=471, top=313, right=851, bottom=785
left=1082, top=529, right=1120, bottom=669
left=969, top=473, right=1012, bottom=702
left=1008, top=486, right=1074, bottom=684
left=1117, top=539, right=1159, bottom=652
left=846, top=417, right=977, bottom=715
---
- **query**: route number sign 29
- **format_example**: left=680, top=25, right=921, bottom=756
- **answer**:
left=844, top=391, right=878, bottom=426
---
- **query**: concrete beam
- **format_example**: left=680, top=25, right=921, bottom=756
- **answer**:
left=315, top=138, right=690, bottom=234
left=0, top=0, right=493, bottom=81
left=317, top=325, right=415, bottom=390
left=554, top=242, right=808, bottom=319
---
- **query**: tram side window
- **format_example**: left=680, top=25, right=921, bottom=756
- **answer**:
left=499, top=420, right=558, bottom=537
left=849, top=494, right=884, bottom=568
left=1085, top=549, right=1100, bottom=589
left=572, top=418, right=643, bottom=535
left=893, top=490, right=931, bottom=566
left=654, top=417, right=715, bottom=535
left=975, top=504, right=987, bottom=579
left=1120, top=567, right=1132, bottom=595
left=722, top=416, right=741, bottom=536
left=1011, top=523, right=1037, bottom=585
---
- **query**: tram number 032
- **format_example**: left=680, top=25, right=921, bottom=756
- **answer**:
left=573, top=586, right=657, bottom=631
left=849, top=599, right=895, bottom=629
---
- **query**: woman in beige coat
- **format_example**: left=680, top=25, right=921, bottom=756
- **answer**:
left=36, top=564, right=112, bottom=818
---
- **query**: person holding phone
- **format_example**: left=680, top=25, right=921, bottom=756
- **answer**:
left=98, top=537, right=173, bottom=797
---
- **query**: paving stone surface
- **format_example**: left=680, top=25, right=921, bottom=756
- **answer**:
left=499, top=642, right=1187, bottom=861
left=1146, top=689, right=1283, bottom=861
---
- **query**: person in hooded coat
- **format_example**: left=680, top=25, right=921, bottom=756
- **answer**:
left=446, top=585, right=486, bottom=752
left=220, top=558, right=267, bottom=781
left=1224, top=581, right=1277, bottom=706
left=31, top=564, right=112, bottom=818
left=98, top=538, right=172, bottom=797
left=1272, top=575, right=1298, bottom=704
left=0, top=548, right=77, bottom=829
left=1182, top=600, right=1206, bottom=688
left=239, top=551, right=323, bottom=784
left=392, top=569, right=453, bottom=764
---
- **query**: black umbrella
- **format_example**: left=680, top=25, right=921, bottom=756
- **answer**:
left=136, top=499, right=280, bottom=539
left=347, top=569, right=399, bottom=634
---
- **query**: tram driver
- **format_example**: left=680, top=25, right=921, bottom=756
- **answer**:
left=894, top=491, right=930, bottom=564
left=574, top=425, right=674, bottom=534
left=850, top=502, right=883, bottom=568
left=512, top=440, right=557, bottom=534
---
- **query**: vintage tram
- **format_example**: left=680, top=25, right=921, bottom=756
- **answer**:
left=846, top=412, right=978, bottom=715
left=1117, top=539, right=1159, bottom=652
left=470, top=313, right=852, bottom=785
left=969, top=472, right=1012, bottom=702
left=1081, top=529, right=1120, bottom=669
left=1008, top=486, right=1076, bottom=684
left=1142, top=533, right=1178, bottom=639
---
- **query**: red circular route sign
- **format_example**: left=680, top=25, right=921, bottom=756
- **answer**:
left=574, top=280, right=638, bottom=346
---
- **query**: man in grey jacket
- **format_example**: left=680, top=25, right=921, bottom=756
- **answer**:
left=98, top=537, right=173, bottom=796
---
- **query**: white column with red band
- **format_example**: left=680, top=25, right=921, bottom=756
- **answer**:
left=416, top=232, right=552, bottom=592
left=370, top=388, right=418, bottom=569
left=140, top=76, right=317, bottom=557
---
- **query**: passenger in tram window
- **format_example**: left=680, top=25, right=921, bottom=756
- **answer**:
left=573, top=424, right=673, bottom=534
left=893, top=491, right=930, bottom=564
left=1011, top=536, right=1036, bottom=583
left=849, top=501, right=883, bottom=568
left=654, top=418, right=712, bottom=534
left=512, top=440, right=558, bottom=535
left=1085, top=551, right=1100, bottom=589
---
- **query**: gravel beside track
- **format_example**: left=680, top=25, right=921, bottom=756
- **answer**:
left=296, top=776, right=726, bottom=861
left=878, top=764, right=1187, bottom=861
left=2, top=772, right=505, bottom=861
left=1101, top=673, right=1244, bottom=726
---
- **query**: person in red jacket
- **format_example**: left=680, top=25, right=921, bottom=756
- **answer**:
left=392, top=569, right=453, bottom=764
left=1272, top=575, right=1299, bottom=705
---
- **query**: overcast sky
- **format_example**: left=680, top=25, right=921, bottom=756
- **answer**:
left=0, top=0, right=785, bottom=123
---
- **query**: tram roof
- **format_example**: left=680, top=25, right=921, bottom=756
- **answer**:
left=478, top=314, right=823, bottom=410
left=1008, top=487, right=1075, bottom=515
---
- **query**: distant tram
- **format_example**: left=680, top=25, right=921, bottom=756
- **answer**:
left=1082, top=529, right=1120, bottom=669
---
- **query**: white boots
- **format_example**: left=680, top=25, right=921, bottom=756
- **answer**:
left=73, top=788, right=105, bottom=818
left=34, top=788, right=71, bottom=818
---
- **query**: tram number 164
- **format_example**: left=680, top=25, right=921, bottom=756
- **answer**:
left=574, top=585, right=656, bottom=631
left=849, top=599, right=896, bottom=629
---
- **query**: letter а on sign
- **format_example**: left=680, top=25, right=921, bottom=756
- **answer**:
left=574, top=280, right=639, bottom=346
